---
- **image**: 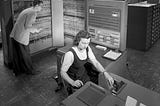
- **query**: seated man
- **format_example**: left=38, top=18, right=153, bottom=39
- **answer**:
left=61, top=30, right=114, bottom=94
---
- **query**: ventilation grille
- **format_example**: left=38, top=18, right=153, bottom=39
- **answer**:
left=88, top=5, right=121, bottom=32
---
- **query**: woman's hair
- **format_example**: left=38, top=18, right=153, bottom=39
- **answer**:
left=33, top=0, right=43, bottom=7
left=73, top=30, right=91, bottom=46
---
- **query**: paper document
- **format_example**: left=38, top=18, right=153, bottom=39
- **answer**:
left=103, top=50, right=122, bottom=60
left=125, top=96, right=137, bottom=106
left=140, top=103, right=147, bottom=106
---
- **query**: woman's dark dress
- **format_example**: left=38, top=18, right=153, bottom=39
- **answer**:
left=67, top=48, right=90, bottom=84
left=11, top=38, right=34, bottom=75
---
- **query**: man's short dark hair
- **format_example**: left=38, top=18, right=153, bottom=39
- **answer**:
left=33, top=0, right=43, bottom=7
left=73, top=30, right=91, bottom=46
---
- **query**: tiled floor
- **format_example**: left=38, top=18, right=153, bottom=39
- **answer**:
left=0, top=38, right=160, bottom=105
left=0, top=47, right=65, bottom=106
left=127, top=39, right=160, bottom=93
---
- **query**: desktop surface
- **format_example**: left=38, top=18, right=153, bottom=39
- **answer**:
left=99, top=73, right=160, bottom=106
left=77, top=83, right=106, bottom=106
left=62, top=81, right=125, bottom=106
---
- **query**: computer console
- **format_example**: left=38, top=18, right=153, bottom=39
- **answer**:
left=87, top=0, right=128, bottom=52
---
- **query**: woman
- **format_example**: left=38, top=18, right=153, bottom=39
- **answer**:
left=10, top=0, right=43, bottom=76
left=61, top=30, right=114, bottom=92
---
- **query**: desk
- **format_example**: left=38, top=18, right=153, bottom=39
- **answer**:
left=56, top=43, right=130, bottom=81
left=62, top=73, right=160, bottom=106
left=61, top=81, right=125, bottom=106
left=99, top=73, right=160, bottom=106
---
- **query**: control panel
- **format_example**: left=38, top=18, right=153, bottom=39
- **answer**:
left=89, top=26, right=120, bottom=50
left=87, top=0, right=128, bottom=51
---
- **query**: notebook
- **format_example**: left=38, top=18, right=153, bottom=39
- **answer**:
left=103, top=50, right=122, bottom=60
left=77, top=84, right=106, bottom=106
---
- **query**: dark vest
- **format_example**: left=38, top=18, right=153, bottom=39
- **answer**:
left=67, top=48, right=90, bottom=83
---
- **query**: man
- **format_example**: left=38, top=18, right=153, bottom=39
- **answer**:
left=10, top=0, right=43, bottom=76
left=61, top=30, right=114, bottom=93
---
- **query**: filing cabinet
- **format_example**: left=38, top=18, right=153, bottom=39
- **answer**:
left=127, top=3, right=160, bottom=51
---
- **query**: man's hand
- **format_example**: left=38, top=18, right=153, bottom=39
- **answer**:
left=71, top=80, right=83, bottom=88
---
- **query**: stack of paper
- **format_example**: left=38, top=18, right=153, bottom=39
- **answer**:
left=103, top=50, right=122, bottom=60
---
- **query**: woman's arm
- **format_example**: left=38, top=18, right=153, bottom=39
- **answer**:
left=24, top=12, right=41, bottom=33
left=87, top=46, right=105, bottom=72
left=61, top=51, right=83, bottom=87
left=88, top=46, right=114, bottom=85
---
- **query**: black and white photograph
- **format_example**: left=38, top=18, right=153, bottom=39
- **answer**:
left=0, top=0, right=160, bottom=106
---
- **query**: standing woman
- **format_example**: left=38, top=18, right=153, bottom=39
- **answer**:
left=10, top=0, right=43, bottom=76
